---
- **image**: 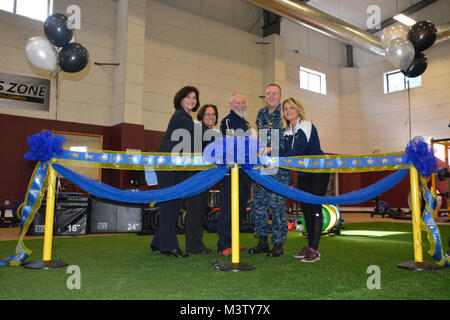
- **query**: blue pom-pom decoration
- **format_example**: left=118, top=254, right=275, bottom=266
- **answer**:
left=203, top=136, right=260, bottom=169
left=405, top=136, right=437, bottom=177
left=24, top=130, right=66, bottom=163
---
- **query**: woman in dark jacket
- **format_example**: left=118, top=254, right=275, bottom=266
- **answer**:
left=151, top=86, right=201, bottom=258
left=281, top=97, right=329, bottom=263
left=182, top=104, right=219, bottom=254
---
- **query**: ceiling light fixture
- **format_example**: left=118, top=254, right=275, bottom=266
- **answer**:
left=393, top=14, right=416, bottom=27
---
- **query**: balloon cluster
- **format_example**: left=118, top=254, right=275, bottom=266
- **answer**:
left=25, top=13, right=89, bottom=73
left=381, top=21, right=437, bottom=78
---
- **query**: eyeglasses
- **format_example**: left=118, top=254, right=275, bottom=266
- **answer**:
left=265, top=92, right=280, bottom=96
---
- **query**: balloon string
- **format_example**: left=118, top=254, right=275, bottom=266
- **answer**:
left=54, top=71, right=60, bottom=134
left=407, top=79, right=411, bottom=141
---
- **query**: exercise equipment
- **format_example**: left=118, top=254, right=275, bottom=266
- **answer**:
left=430, top=138, right=450, bottom=218
left=26, top=192, right=89, bottom=236
left=0, top=206, right=20, bottom=228
left=372, top=196, right=388, bottom=218
left=90, top=197, right=142, bottom=233
left=301, top=204, right=343, bottom=235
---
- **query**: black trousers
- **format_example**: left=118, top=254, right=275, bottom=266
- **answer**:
left=217, top=169, right=251, bottom=251
left=151, top=171, right=209, bottom=252
left=297, top=172, right=330, bottom=250
left=151, top=171, right=185, bottom=251
left=184, top=188, right=209, bottom=253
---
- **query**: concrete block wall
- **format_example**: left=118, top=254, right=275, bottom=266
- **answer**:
left=0, top=0, right=448, bottom=155
left=143, top=0, right=264, bottom=132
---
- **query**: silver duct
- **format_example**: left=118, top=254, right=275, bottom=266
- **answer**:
left=245, top=0, right=385, bottom=56
left=436, top=22, right=450, bottom=44
left=246, top=0, right=450, bottom=56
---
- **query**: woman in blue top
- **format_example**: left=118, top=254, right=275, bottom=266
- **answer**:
left=281, top=98, right=330, bottom=262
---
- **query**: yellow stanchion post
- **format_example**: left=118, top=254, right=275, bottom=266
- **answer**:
left=410, top=166, right=423, bottom=263
left=398, top=166, right=439, bottom=270
left=231, top=163, right=240, bottom=264
left=214, top=164, right=255, bottom=272
left=23, top=164, right=67, bottom=269
left=43, top=165, right=57, bottom=262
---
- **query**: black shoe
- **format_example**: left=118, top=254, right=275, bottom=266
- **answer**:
left=188, top=248, right=212, bottom=255
left=150, top=244, right=160, bottom=255
left=248, top=237, right=269, bottom=254
left=161, top=249, right=189, bottom=258
left=267, top=243, right=283, bottom=257
left=293, top=246, right=310, bottom=259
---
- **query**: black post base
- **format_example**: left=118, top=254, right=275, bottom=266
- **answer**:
left=212, top=260, right=255, bottom=272
left=23, top=260, right=68, bottom=269
left=397, top=261, right=441, bottom=271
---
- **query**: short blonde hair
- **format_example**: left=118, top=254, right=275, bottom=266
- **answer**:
left=282, top=97, right=306, bottom=128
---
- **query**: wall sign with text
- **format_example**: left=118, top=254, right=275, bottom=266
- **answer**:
left=0, top=72, right=51, bottom=111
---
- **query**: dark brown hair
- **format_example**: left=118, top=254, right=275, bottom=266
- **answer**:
left=197, top=104, right=218, bottom=126
left=173, top=86, right=200, bottom=112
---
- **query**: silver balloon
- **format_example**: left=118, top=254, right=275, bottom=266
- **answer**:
left=385, top=38, right=415, bottom=70
left=25, top=36, right=58, bottom=72
left=381, top=24, right=409, bottom=48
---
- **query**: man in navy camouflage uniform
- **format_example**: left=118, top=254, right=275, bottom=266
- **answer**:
left=249, top=84, right=291, bottom=257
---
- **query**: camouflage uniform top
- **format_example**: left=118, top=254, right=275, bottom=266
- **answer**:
left=255, top=104, right=285, bottom=151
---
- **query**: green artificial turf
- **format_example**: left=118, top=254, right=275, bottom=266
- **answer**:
left=0, top=222, right=448, bottom=300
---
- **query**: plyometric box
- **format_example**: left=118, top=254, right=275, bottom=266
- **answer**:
left=26, top=193, right=89, bottom=236
left=90, top=197, right=142, bottom=233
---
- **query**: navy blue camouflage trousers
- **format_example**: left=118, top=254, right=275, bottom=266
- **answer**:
left=251, top=168, right=291, bottom=244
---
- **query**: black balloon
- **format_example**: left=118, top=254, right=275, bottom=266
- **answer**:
left=402, top=52, right=427, bottom=78
left=44, top=13, right=74, bottom=47
left=58, top=43, right=89, bottom=73
left=407, top=21, right=437, bottom=52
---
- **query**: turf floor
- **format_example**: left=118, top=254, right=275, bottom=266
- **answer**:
left=0, top=222, right=448, bottom=300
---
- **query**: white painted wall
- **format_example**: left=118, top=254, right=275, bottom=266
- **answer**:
left=282, top=44, right=361, bottom=154
left=357, top=0, right=450, bottom=153
left=0, top=0, right=448, bottom=155
left=143, top=0, right=264, bottom=132
left=153, top=0, right=264, bottom=37
left=0, top=0, right=117, bottom=126
left=280, top=17, right=346, bottom=67
left=359, top=41, right=450, bottom=154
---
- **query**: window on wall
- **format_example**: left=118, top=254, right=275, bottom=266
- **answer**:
left=0, top=0, right=53, bottom=22
left=299, top=66, right=327, bottom=95
left=383, top=70, right=422, bottom=94
left=57, top=131, right=103, bottom=181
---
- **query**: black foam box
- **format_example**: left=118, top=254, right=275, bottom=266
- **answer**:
left=26, top=194, right=89, bottom=236
left=90, top=197, right=142, bottom=233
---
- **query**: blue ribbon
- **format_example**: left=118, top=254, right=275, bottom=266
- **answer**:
left=3, top=132, right=446, bottom=267
left=54, top=150, right=211, bottom=168
left=420, top=178, right=450, bottom=267
left=52, top=164, right=229, bottom=204
left=405, top=136, right=437, bottom=177
left=0, top=162, right=49, bottom=266
left=278, top=154, right=408, bottom=171
left=0, top=253, right=30, bottom=267
left=244, top=168, right=409, bottom=205
left=24, top=131, right=65, bottom=163
left=199, top=136, right=260, bottom=169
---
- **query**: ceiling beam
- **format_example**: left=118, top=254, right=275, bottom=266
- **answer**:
left=367, top=0, right=438, bottom=34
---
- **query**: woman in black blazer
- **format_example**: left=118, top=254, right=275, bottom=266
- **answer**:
left=183, top=104, right=219, bottom=254
left=151, top=86, right=201, bottom=258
